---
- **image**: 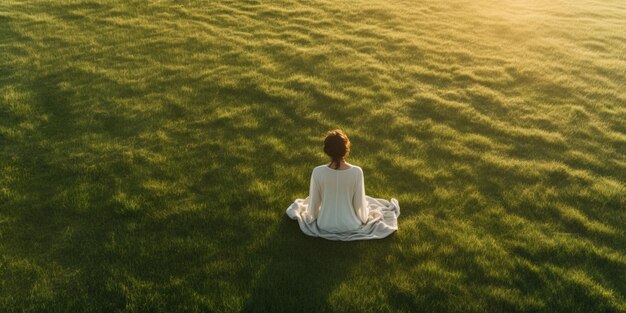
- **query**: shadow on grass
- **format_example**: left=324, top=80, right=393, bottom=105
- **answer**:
left=242, top=215, right=396, bottom=312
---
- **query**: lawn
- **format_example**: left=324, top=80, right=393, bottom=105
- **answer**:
left=1, top=0, right=625, bottom=312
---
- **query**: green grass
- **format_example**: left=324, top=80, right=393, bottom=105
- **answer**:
left=1, top=0, right=625, bottom=312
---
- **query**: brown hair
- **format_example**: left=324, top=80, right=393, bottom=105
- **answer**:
left=323, top=129, right=351, bottom=169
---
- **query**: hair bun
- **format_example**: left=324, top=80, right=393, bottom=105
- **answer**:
left=323, top=129, right=351, bottom=169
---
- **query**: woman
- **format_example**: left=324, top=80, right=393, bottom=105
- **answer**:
left=286, top=129, right=400, bottom=241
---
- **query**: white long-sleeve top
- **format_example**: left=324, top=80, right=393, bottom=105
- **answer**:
left=304, top=164, right=369, bottom=232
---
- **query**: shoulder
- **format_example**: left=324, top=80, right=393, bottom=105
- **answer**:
left=312, top=165, right=327, bottom=175
left=314, top=164, right=328, bottom=171
left=349, top=164, right=363, bottom=171
left=350, top=165, right=364, bottom=175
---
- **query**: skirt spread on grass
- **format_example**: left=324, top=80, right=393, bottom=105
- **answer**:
left=286, top=196, right=400, bottom=241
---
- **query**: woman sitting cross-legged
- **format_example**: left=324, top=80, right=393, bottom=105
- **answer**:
left=286, top=129, right=400, bottom=241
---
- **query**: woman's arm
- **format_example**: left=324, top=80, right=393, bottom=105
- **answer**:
left=353, top=168, right=369, bottom=224
left=305, top=169, right=321, bottom=222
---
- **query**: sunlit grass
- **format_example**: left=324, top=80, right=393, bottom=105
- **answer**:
left=1, top=0, right=625, bottom=312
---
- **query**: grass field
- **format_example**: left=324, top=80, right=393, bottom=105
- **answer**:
left=1, top=0, right=625, bottom=312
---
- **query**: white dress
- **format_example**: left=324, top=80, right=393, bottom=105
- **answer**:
left=286, top=164, right=400, bottom=241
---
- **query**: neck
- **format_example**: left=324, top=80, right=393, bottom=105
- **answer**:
left=330, top=159, right=345, bottom=167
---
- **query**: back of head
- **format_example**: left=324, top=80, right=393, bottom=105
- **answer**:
left=324, top=129, right=351, bottom=169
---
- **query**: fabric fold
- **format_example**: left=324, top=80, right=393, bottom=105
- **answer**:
left=286, top=196, right=400, bottom=241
